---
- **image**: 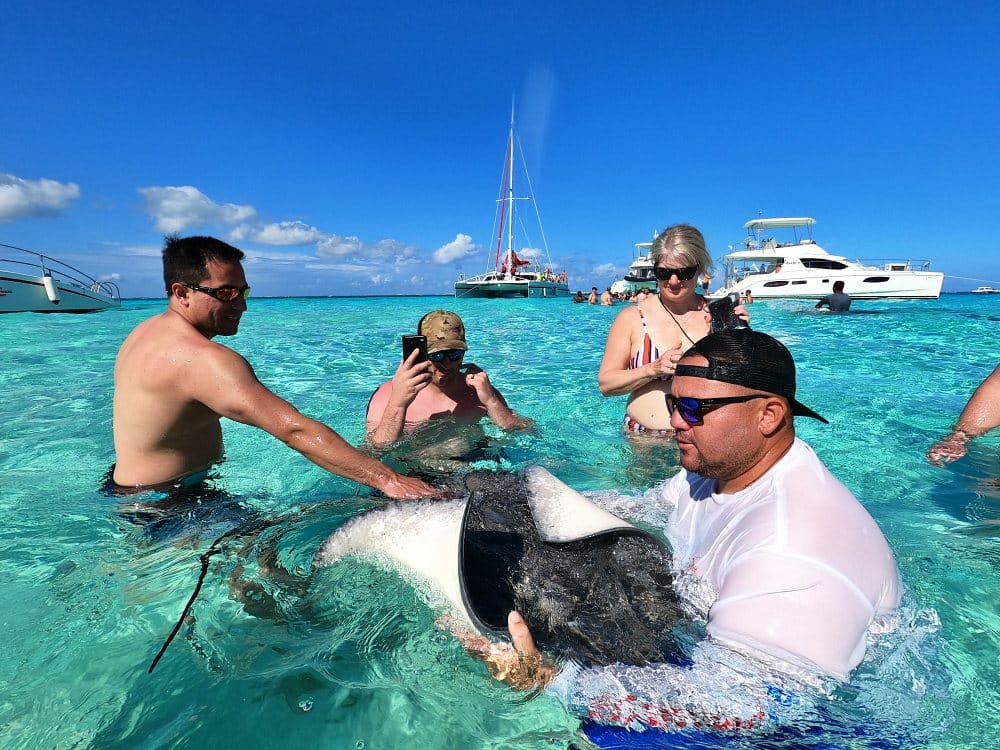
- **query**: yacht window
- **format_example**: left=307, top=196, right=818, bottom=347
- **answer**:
left=763, top=280, right=789, bottom=287
left=791, top=280, right=807, bottom=285
left=863, top=276, right=890, bottom=283
left=802, top=259, right=849, bottom=270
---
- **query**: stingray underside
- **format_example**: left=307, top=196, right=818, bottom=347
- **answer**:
left=459, top=471, right=689, bottom=667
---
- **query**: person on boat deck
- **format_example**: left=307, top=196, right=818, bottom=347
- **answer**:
left=815, top=280, right=851, bottom=311
left=111, top=235, right=436, bottom=501
left=927, top=362, right=1000, bottom=466
left=474, top=330, right=901, bottom=713
left=365, top=310, right=533, bottom=449
left=598, top=224, right=749, bottom=436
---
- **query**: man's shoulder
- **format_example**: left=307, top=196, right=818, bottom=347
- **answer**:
left=120, top=312, right=242, bottom=370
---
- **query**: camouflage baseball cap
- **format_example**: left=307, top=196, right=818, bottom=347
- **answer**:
left=418, top=310, right=468, bottom=353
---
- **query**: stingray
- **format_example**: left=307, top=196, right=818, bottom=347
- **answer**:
left=314, top=466, right=690, bottom=667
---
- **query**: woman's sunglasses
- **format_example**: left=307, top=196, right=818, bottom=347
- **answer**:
left=428, top=349, right=465, bottom=363
left=183, top=283, right=251, bottom=302
left=652, top=265, right=698, bottom=281
left=665, top=394, right=768, bottom=426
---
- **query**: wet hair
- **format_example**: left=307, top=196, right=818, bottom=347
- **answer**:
left=162, top=235, right=245, bottom=295
left=650, top=224, right=712, bottom=276
left=833, top=280, right=845, bottom=293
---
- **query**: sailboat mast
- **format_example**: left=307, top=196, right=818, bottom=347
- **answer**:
left=505, top=116, right=515, bottom=278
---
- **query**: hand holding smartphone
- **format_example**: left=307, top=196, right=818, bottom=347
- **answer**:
left=707, top=293, right=749, bottom=332
left=402, top=334, right=428, bottom=363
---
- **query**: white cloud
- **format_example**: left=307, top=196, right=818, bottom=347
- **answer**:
left=432, top=233, right=478, bottom=264
left=592, top=262, right=617, bottom=276
left=0, top=173, right=80, bottom=222
left=517, top=246, right=542, bottom=260
left=317, top=234, right=364, bottom=257
left=138, top=185, right=258, bottom=233
left=251, top=220, right=325, bottom=246
left=317, top=234, right=418, bottom=261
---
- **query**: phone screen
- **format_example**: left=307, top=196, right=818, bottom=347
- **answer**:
left=402, top=334, right=428, bottom=363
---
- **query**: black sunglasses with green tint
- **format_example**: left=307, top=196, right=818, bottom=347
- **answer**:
left=428, top=349, right=465, bottom=363
left=183, top=283, right=251, bottom=302
left=665, top=394, right=769, bottom=426
left=651, top=265, right=698, bottom=281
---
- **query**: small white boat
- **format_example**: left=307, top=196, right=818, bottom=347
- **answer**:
left=454, top=111, right=569, bottom=299
left=0, top=243, right=121, bottom=314
left=609, top=240, right=656, bottom=296
left=970, top=286, right=1000, bottom=294
left=711, top=218, right=944, bottom=301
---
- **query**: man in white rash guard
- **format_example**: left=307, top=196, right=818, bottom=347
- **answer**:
left=487, top=329, right=901, bottom=734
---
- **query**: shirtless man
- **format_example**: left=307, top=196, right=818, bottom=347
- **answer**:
left=112, top=235, right=435, bottom=500
left=365, top=310, right=532, bottom=448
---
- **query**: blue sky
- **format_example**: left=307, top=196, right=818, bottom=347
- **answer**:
left=2, top=1, right=997, bottom=297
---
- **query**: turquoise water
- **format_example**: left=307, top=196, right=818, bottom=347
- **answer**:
left=0, top=295, right=997, bottom=748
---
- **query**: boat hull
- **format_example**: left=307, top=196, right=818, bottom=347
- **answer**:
left=455, top=278, right=570, bottom=298
left=713, top=270, right=944, bottom=301
left=0, top=270, right=121, bottom=313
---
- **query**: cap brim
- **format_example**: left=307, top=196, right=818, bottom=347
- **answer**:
left=428, top=339, right=468, bottom=353
left=791, top=400, right=828, bottom=424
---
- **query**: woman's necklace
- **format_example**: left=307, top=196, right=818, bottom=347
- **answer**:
left=658, top=294, right=699, bottom=346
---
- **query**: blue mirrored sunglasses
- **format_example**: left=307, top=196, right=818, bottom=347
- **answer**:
left=665, top=394, right=768, bottom=426
left=428, top=349, right=465, bottom=363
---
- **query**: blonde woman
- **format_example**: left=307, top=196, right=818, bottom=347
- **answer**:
left=598, top=224, right=748, bottom=435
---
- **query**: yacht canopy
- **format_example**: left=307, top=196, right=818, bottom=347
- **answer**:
left=743, top=217, right=816, bottom=230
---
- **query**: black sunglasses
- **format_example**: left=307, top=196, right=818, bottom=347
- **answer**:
left=665, top=394, right=769, bottom=426
left=428, top=349, right=465, bottom=363
left=652, top=265, right=698, bottom=281
left=183, top=283, right=251, bottom=302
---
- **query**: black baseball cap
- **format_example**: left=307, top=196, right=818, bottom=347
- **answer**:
left=675, top=329, right=828, bottom=423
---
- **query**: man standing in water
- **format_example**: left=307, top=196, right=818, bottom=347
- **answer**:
left=112, top=235, right=436, bottom=500
left=365, top=309, right=532, bottom=448
left=815, top=280, right=852, bottom=311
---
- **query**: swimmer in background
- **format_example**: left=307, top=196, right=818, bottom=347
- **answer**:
left=365, top=310, right=533, bottom=450
left=598, top=224, right=748, bottom=436
left=112, top=235, right=436, bottom=501
left=927, top=362, right=1000, bottom=466
left=815, top=280, right=851, bottom=311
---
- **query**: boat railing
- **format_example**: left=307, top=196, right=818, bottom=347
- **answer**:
left=852, top=258, right=937, bottom=272
left=0, top=242, right=121, bottom=300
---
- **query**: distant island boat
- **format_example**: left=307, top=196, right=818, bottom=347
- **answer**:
left=0, top=242, right=121, bottom=313
left=454, top=111, right=568, bottom=299
left=609, top=239, right=656, bottom=296
left=970, top=286, right=1000, bottom=294
left=710, top=217, right=944, bottom=301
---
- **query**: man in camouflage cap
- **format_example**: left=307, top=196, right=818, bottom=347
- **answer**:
left=366, top=310, right=532, bottom=447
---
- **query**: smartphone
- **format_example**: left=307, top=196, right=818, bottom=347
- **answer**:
left=402, top=334, right=428, bottom=363
left=708, top=292, right=748, bottom=332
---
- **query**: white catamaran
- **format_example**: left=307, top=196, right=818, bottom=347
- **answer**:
left=711, top=217, right=944, bottom=301
left=454, top=113, right=568, bottom=298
